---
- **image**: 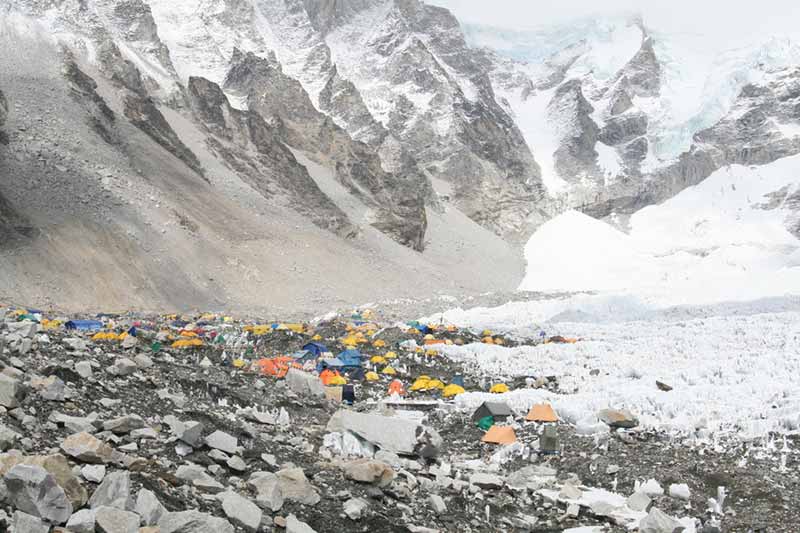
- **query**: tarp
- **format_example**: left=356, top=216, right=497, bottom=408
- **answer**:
left=338, top=349, right=363, bottom=367
left=317, top=357, right=345, bottom=372
left=64, top=320, right=103, bottom=331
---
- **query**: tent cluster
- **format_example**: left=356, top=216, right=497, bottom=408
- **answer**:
left=472, top=399, right=561, bottom=450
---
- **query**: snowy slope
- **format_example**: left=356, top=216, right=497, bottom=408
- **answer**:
left=519, top=154, right=800, bottom=298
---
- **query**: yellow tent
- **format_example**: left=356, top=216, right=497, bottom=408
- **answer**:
left=370, top=355, right=387, bottom=364
left=381, top=366, right=397, bottom=375
left=489, top=383, right=509, bottom=394
left=365, top=371, right=380, bottom=382
left=443, top=384, right=465, bottom=398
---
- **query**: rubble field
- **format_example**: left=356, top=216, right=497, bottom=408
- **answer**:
left=0, top=303, right=796, bottom=533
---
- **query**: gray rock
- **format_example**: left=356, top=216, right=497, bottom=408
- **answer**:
left=31, top=375, right=66, bottom=401
left=49, top=412, right=97, bottom=434
left=342, top=459, right=395, bottom=487
left=208, top=449, right=229, bottom=463
left=639, top=507, right=684, bottom=533
left=7, top=320, right=37, bottom=338
left=95, top=505, right=140, bottom=533
left=343, top=497, right=369, bottom=520
left=226, top=455, right=246, bottom=472
left=108, top=358, right=137, bottom=376
left=429, top=494, right=447, bottom=514
left=61, top=432, right=113, bottom=463
left=277, top=467, right=320, bottom=506
left=88, top=471, right=132, bottom=510
left=158, top=510, right=235, bottom=533
left=179, top=421, right=204, bottom=447
left=12, top=511, right=49, bottom=533
left=0, top=374, right=22, bottom=408
left=176, top=464, right=224, bottom=493
left=64, top=338, right=89, bottom=352
left=668, top=483, right=691, bottom=501
left=66, top=508, right=96, bottom=533
left=598, top=409, right=639, bottom=429
left=205, top=430, right=237, bottom=454
left=286, top=368, right=325, bottom=398
left=135, top=488, right=166, bottom=526
left=103, top=414, right=146, bottom=434
left=4, top=464, right=73, bottom=523
left=134, top=354, right=153, bottom=368
left=81, top=464, right=106, bottom=483
left=469, top=473, right=504, bottom=490
left=74, top=361, right=94, bottom=378
left=0, top=424, right=21, bottom=451
left=131, top=427, right=158, bottom=439
left=328, top=410, right=442, bottom=458
left=220, top=491, right=262, bottom=532
left=286, top=514, right=317, bottom=533
left=248, top=471, right=284, bottom=512
left=627, top=490, right=652, bottom=512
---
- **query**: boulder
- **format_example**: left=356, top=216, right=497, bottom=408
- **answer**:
left=0, top=424, right=21, bottom=451
left=158, top=510, right=235, bottom=533
left=598, top=409, right=639, bottom=429
left=668, top=483, right=691, bottom=501
left=13, top=511, right=49, bottom=533
left=220, top=491, right=262, bottom=532
left=103, top=414, right=146, bottom=434
left=88, top=471, right=132, bottom=510
left=248, top=471, right=284, bottom=512
left=627, top=491, right=652, bottom=512
left=66, top=509, right=96, bottom=533
left=276, top=467, right=320, bottom=505
left=95, top=505, right=140, bottom=533
left=343, top=497, right=369, bottom=520
left=49, top=412, right=97, bottom=434
left=327, top=410, right=442, bottom=458
left=81, top=464, right=106, bottom=483
left=342, top=459, right=395, bottom=487
left=74, top=361, right=93, bottom=378
left=4, top=464, right=73, bottom=523
left=286, top=368, right=325, bottom=398
left=0, top=374, right=22, bottom=408
left=61, top=432, right=113, bottom=464
left=176, top=464, right=224, bottom=493
left=469, top=473, right=504, bottom=490
left=286, top=514, right=317, bottom=533
left=136, top=488, right=166, bottom=526
left=429, top=494, right=447, bottom=514
left=0, top=453, right=88, bottom=508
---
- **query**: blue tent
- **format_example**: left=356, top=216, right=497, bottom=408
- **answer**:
left=317, top=357, right=345, bottom=372
left=291, top=350, right=317, bottom=364
left=302, top=342, right=328, bottom=358
left=338, top=349, right=363, bottom=368
left=65, top=320, right=103, bottom=331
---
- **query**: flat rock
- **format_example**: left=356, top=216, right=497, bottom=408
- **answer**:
left=95, top=506, right=140, bottom=533
left=205, top=430, right=238, bottom=454
left=226, top=455, right=247, bottom=472
left=0, top=423, right=21, bottom=451
left=103, top=415, right=146, bottom=434
left=328, top=410, right=442, bottom=458
left=176, top=464, right=224, bottom=493
left=342, top=459, right=395, bottom=487
left=286, top=368, right=325, bottom=398
left=88, top=471, right=132, bottom=510
left=0, top=374, right=22, bottom=408
left=469, top=473, right=504, bottom=490
left=598, top=409, right=639, bottom=429
left=61, top=432, right=113, bottom=464
left=627, top=491, right=652, bottom=512
left=4, top=464, right=73, bottom=523
left=429, top=494, right=447, bottom=514
left=158, top=510, right=235, bottom=533
left=220, top=491, right=262, bottom=532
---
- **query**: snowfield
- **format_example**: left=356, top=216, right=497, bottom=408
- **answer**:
left=426, top=154, right=800, bottom=442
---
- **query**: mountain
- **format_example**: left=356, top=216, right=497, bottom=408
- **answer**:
left=0, top=2, right=799, bottom=311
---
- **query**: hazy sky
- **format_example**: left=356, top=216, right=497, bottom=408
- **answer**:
left=429, top=0, right=800, bottom=46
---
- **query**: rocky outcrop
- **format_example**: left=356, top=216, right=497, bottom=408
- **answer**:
left=549, top=79, right=600, bottom=184
left=615, top=37, right=662, bottom=98
left=186, top=76, right=356, bottom=238
left=62, top=60, right=119, bottom=145
left=224, top=50, right=428, bottom=250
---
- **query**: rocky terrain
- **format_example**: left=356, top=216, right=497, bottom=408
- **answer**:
left=0, top=304, right=796, bottom=532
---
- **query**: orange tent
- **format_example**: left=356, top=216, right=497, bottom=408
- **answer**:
left=481, top=425, right=517, bottom=444
left=526, top=403, right=559, bottom=423
left=320, top=369, right=342, bottom=386
left=387, top=380, right=406, bottom=396
left=254, top=357, right=300, bottom=378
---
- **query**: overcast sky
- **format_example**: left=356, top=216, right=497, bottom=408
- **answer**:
left=428, top=0, right=800, bottom=47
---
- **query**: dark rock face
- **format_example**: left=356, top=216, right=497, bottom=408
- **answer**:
left=0, top=89, right=7, bottom=129
left=186, top=76, right=356, bottom=238
left=599, top=113, right=648, bottom=147
left=615, top=37, right=662, bottom=98
left=224, top=50, right=428, bottom=250
left=62, top=60, right=119, bottom=145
